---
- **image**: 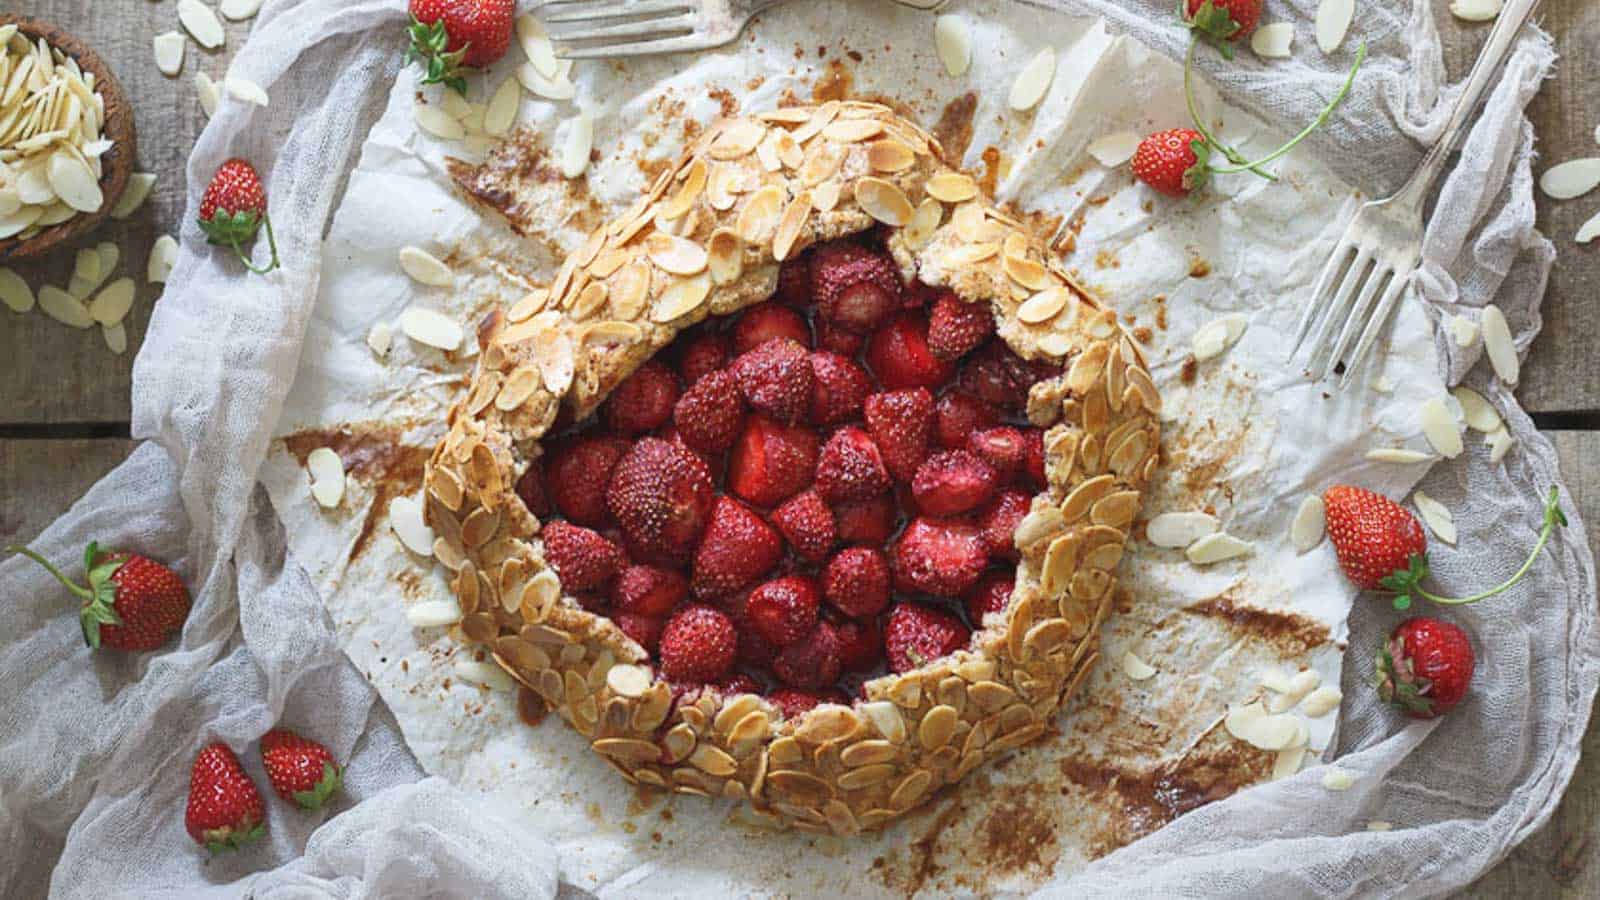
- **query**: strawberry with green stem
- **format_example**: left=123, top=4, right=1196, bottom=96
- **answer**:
left=260, top=728, right=344, bottom=810
left=1181, top=0, right=1262, bottom=58
left=7, top=542, right=190, bottom=651
left=199, top=159, right=280, bottom=275
left=406, top=0, right=515, bottom=96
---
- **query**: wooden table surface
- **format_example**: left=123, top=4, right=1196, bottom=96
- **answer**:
left=0, top=1, right=1595, bottom=894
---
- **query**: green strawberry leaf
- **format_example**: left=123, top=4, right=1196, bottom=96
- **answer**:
left=291, top=762, right=344, bottom=810
left=1181, top=0, right=1242, bottom=58
left=1182, top=138, right=1213, bottom=194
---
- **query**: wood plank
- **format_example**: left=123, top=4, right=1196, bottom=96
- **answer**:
left=1464, top=431, right=1600, bottom=897
left=0, top=439, right=133, bottom=548
left=0, top=2, right=251, bottom=424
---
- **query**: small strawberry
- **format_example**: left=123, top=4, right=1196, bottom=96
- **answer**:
left=814, top=426, right=891, bottom=503
left=815, top=319, right=865, bottom=357
left=866, top=311, right=955, bottom=390
left=926, top=292, right=994, bottom=361
left=1375, top=617, right=1474, bottom=719
left=770, top=490, right=837, bottom=562
left=1183, top=0, right=1262, bottom=53
left=1021, top=427, right=1047, bottom=490
left=406, top=0, right=514, bottom=94
left=606, top=438, right=716, bottom=565
left=957, top=341, right=1050, bottom=412
left=746, top=576, right=822, bottom=647
left=912, top=450, right=998, bottom=516
left=832, top=617, right=884, bottom=672
left=716, top=673, right=764, bottom=697
left=892, top=517, right=988, bottom=598
left=811, top=241, right=902, bottom=334
left=673, top=369, right=746, bottom=453
left=822, top=546, right=891, bottom=619
left=964, top=571, right=1015, bottom=625
left=774, top=254, right=813, bottom=307
left=259, top=728, right=342, bottom=810
left=808, top=352, right=872, bottom=427
left=612, top=564, right=689, bottom=618
left=546, top=437, right=629, bottom=526
left=933, top=391, right=999, bottom=449
left=615, top=612, right=665, bottom=653
left=768, top=687, right=846, bottom=720
left=9, top=543, right=190, bottom=651
left=691, top=496, right=783, bottom=599
left=514, top=457, right=551, bottom=517
left=185, top=743, right=266, bottom=853
left=1323, top=484, right=1563, bottom=609
left=731, top=337, right=814, bottom=424
left=541, top=522, right=624, bottom=591
left=604, top=361, right=680, bottom=435
left=977, top=490, right=1031, bottom=561
left=1131, top=128, right=1210, bottom=198
left=772, top=621, right=843, bottom=689
left=198, top=159, right=279, bottom=274
left=728, top=413, right=819, bottom=508
left=677, top=330, right=731, bottom=385
left=732, top=302, right=810, bottom=354
left=832, top=494, right=898, bottom=545
left=967, top=427, right=1026, bottom=482
left=885, top=603, right=970, bottom=673
left=658, top=605, right=738, bottom=683
left=864, top=388, right=934, bottom=482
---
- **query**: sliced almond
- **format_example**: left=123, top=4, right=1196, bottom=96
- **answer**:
left=153, top=31, right=186, bottom=77
left=1451, top=386, right=1502, bottom=433
left=1300, top=686, right=1342, bottom=718
left=1486, top=426, right=1514, bottom=463
left=1365, top=447, right=1433, bottom=464
left=1315, top=0, right=1355, bottom=53
left=178, top=0, right=226, bottom=50
left=47, top=149, right=101, bottom=213
left=0, top=268, right=34, bottom=313
left=1321, top=768, right=1356, bottom=791
left=1185, top=532, right=1252, bottom=564
left=454, top=658, right=514, bottom=692
left=484, top=76, right=520, bottom=138
left=400, top=307, right=464, bottom=351
left=87, top=277, right=135, bottom=326
left=1273, top=746, right=1307, bottom=780
left=735, top=186, right=783, bottom=243
left=195, top=71, right=220, bottom=118
left=1419, top=396, right=1464, bottom=458
left=406, top=599, right=462, bottom=628
left=148, top=235, right=179, bottom=283
left=1145, top=511, right=1218, bottom=548
left=399, top=246, right=454, bottom=287
left=1192, top=313, right=1248, bottom=362
left=609, top=261, right=652, bottom=319
left=708, top=119, right=766, bottom=160
left=945, top=242, right=999, bottom=266
left=1121, top=651, right=1156, bottom=681
left=225, top=75, right=269, bottom=107
left=366, top=322, right=393, bottom=358
left=73, top=247, right=101, bottom=286
left=1447, top=313, right=1479, bottom=347
left=1290, top=495, right=1326, bottom=553
left=307, top=447, right=346, bottom=508
left=772, top=191, right=812, bottom=262
left=1250, top=22, right=1296, bottom=58
left=1087, top=131, right=1139, bottom=168
left=1224, top=701, right=1300, bottom=751
left=926, top=171, right=978, bottom=203
left=1008, top=47, right=1056, bottom=112
left=102, top=322, right=127, bottom=355
left=652, top=271, right=711, bottom=323
left=821, top=118, right=882, bottom=143
left=517, top=14, right=560, bottom=79
left=389, top=495, right=435, bottom=557
left=1412, top=490, right=1457, bottom=545
left=559, top=110, right=593, bottom=178
left=867, top=139, right=916, bottom=173
left=38, top=285, right=93, bottom=328
left=110, top=172, right=157, bottom=219
left=658, top=158, right=707, bottom=221
left=1450, top=0, right=1504, bottom=20
left=707, top=228, right=743, bottom=285
left=515, top=62, right=577, bottom=102
left=934, top=15, right=972, bottom=77
left=221, top=0, right=265, bottom=19
left=646, top=233, right=708, bottom=275
left=904, top=197, right=942, bottom=249
left=1017, top=288, right=1069, bottom=324
left=415, top=103, right=465, bottom=140
left=1576, top=209, right=1600, bottom=244
left=1481, top=304, right=1518, bottom=384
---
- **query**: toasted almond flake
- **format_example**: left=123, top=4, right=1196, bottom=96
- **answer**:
left=1146, top=511, right=1218, bottom=548
left=1368, top=821, right=1393, bottom=832
left=38, top=285, right=93, bottom=328
left=366, top=322, right=393, bottom=358
left=517, top=14, right=560, bottom=78
left=195, top=71, right=220, bottom=118
left=515, top=63, right=576, bottom=101
left=1017, top=288, right=1070, bottom=324
left=1366, top=447, right=1434, bottom=464
left=148, top=235, right=179, bottom=283
left=307, top=447, right=346, bottom=508
left=1186, top=532, right=1252, bottom=564
left=1452, top=386, right=1502, bottom=433
left=1316, top=0, right=1354, bottom=53
left=946, top=242, right=999, bottom=266
left=47, top=150, right=100, bottom=213
left=735, top=186, right=783, bottom=242
left=707, top=228, right=743, bottom=284
left=934, top=15, right=972, bottom=77
left=73, top=248, right=100, bottom=285
left=772, top=191, right=812, bottom=261
left=820, top=118, right=882, bottom=144
left=1450, top=0, right=1503, bottom=19
left=1273, top=746, right=1307, bottom=780
left=102, top=322, right=127, bottom=355
left=389, top=495, right=435, bottom=556
left=867, top=139, right=916, bottom=173
left=1008, top=47, right=1056, bottom=111
left=1087, top=131, right=1140, bottom=167
left=153, top=32, right=186, bottom=77
left=400, top=307, right=464, bottom=351
left=110, top=172, right=156, bottom=219
left=1224, top=702, right=1300, bottom=751
left=652, top=271, right=711, bottom=322
left=1447, top=313, right=1479, bottom=347
left=607, top=663, right=652, bottom=698
left=406, top=599, right=462, bottom=628
left=1251, top=22, right=1296, bottom=58
left=1290, top=495, right=1326, bottom=553
left=708, top=119, right=766, bottom=160
left=399, top=246, right=455, bottom=287
left=1413, top=490, right=1457, bottom=545
left=812, top=180, right=842, bottom=213
left=645, top=233, right=709, bottom=275
left=904, top=198, right=943, bottom=249
left=1121, top=651, right=1156, bottom=681
left=0, top=268, right=33, bottom=313
left=659, top=159, right=707, bottom=220
left=1321, top=768, right=1356, bottom=791
left=87, top=277, right=134, bottom=326
left=1486, top=426, right=1514, bottom=463
left=484, top=76, right=520, bottom=138
left=559, top=110, right=593, bottom=178
left=454, top=658, right=514, bottom=692
left=855, top=177, right=914, bottom=226
left=1192, top=313, right=1248, bottom=362
left=1577, top=209, right=1600, bottom=244
left=1540, top=159, right=1600, bottom=199
left=178, top=0, right=226, bottom=49
left=1419, top=396, right=1464, bottom=458
left=221, top=0, right=265, bottom=19
left=225, top=75, right=269, bottom=107
left=1481, top=304, right=1519, bottom=384
left=1300, top=686, right=1342, bottom=718
left=926, top=171, right=979, bottom=203
left=415, top=103, right=466, bottom=141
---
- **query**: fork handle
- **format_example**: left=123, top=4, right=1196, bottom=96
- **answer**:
left=1397, top=0, right=1542, bottom=207
left=887, top=0, right=951, bottom=9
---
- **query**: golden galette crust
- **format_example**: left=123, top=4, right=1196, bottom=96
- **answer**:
left=422, top=101, right=1162, bottom=835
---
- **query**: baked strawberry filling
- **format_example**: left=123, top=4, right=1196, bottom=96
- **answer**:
left=518, top=235, right=1055, bottom=708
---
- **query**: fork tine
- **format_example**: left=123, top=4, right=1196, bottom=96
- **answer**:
left=1336, top=267, right=1414, bottom=391
left=549, top=13, right=696, bottom=44
left=540, top=0, right=694, bottom=24
left=1288, top=240, right=1355, bottom=361
left=555, top=32, right=710, bottom=58
left=1314, top=262, right=1392, bottom=382
left=1301, top=247, right=1373, bottom=375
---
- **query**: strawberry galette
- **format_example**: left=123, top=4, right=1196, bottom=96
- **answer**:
left=424, top=102, right=1162, bottom=833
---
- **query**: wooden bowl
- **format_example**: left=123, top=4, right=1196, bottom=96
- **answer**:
left=0, top=15, right=136, bottom=262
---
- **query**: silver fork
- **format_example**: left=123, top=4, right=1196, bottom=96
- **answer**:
left=1289, top=0, right=1541, bottom=390
left=540, top=0, right=948, bottom=59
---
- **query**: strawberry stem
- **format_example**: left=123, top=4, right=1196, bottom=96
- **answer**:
left=1409, top=486, right=1565, bottom=607
left=1182, top=37, right=1275, bottom=181
left=6, top=543, right=126, bottom=648
left=1208, top=43, right=1367, bottom=176
left=5, top=545, right=94, bottom=602
left=235, top=213, right=280, bottom=275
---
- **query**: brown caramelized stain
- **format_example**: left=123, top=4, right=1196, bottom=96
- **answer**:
left=932, top=92, right=977, bottom=163
left=517, top=686, right=548, bottom=727
left=977, top=146, right=1002, bottom=198
left=282, top=425, right=430, bottom=561
left=627, top=782, right=665, bottom=817
left=899, top=797, right=964, bottom=896
left=1189, top=256, right=1212, bottom=278
left=856, top=92, right=920, bottom=125
left=1179, top=356, right=1198, bottom=385
left=977, top=786, right=1062, bottom=878
left=1185, top=594, right=1331, bottom=657
left=1132, top=325, right=1153, bottom=343
left=446, top=129, right=607, bottom=238
left=1153, top=295, right=1169, bottom=330
left=706, top=87, right=740, bottom=118
left=811, top=58, right=854, bottom=103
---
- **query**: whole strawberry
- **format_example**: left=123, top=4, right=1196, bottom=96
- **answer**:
left=1131, top=129, right=1210, bottom=198
left=407, top=0, right=515, bottom=94
left=186, top=743, right=266, bottom=853
left=199, top=158, right=279, bottom=274
left=1323, top=484, right=1564, bottom=610
left=1184, top=0, right=1262, bottom=54
left=8, top=542, right=190, bottom=651
left=260, top=728, right=343, bottom=810
left=1375, top=617, right=1474, bottom=718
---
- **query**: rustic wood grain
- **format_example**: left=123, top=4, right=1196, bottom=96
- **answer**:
left=0, top=439, right=132, bottom=548
left=0, top=1, right=251, bottom=424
